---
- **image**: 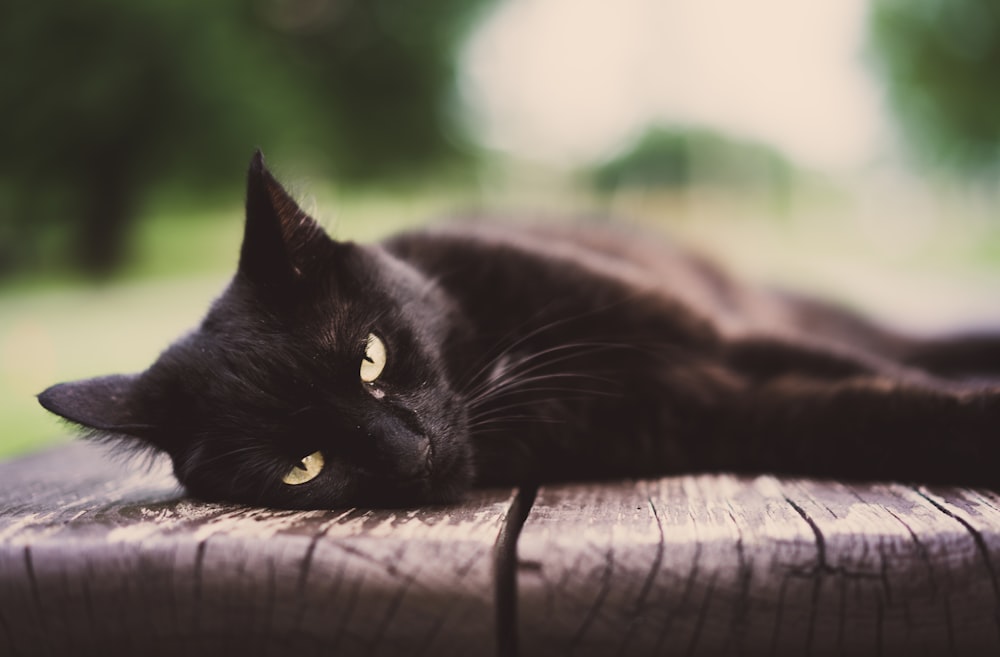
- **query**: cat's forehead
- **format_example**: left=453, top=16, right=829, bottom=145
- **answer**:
left=203, top=250, right=398, bottom=348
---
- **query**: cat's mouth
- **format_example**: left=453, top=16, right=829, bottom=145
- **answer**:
left=394, top=438, right=433, bottom=484
left=419, top=439, right=434, bottom=477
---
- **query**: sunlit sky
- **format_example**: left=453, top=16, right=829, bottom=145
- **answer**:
left=462, top=0, right=888, bottom=171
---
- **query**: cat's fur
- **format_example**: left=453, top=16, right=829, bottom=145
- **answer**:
left=38, top=152, right=1000, bottom=509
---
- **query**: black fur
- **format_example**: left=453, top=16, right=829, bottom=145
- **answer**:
left=38, top=152, right=1000, bottom=508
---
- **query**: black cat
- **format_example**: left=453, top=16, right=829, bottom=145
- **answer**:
left=38, top=152, right=1000, bottom=509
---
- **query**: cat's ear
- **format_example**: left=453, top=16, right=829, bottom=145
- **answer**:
left=37, top=375, right=159, bottom=446
left=239, top=150, right=333, bottom=288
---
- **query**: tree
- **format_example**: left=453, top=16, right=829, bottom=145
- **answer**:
left=0, top=0, right=491, bottom=276
left=591, top=126, right=793, bottom=193
left=869, top=0, right=1000, bottom=173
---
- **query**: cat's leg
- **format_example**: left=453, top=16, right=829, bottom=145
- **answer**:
left=777, top=291, right=1000, bottom=379
left=724, top=336, right=902, bottom=380
left=900, top=333, right=1000, bottom=379
left=715, top=373, right=1000, bottom=488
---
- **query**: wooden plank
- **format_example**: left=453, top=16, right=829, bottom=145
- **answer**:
left=779, top=480, right=998, bottom=656
left=0, top=442, right=517, bottom=657
left=7, top=442, right=1000, bottom=656
left=518, top=476, right=1000, bottom=656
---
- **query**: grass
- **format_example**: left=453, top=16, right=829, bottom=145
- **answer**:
left=0, top=275, right=228, bottom=456
left=3, top=177, right=1000, bottom=461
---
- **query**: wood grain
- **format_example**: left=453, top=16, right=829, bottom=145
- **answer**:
left=517, top=476, right=1000, bottom=656
left=5, top=443, right=1000, bottom=656
left=0, top=442, right=516, bottom=657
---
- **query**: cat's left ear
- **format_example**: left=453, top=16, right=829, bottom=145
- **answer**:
left=239, top=150, right=334, bottom=289
left=37, top=374, right=160, bottom=447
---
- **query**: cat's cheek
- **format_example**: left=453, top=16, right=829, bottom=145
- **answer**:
left=275, top=465, right=361, bottom=510
left=427, top=405, right=475, bottom=498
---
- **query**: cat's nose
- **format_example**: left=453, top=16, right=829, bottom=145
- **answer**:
left=367, top=414, right=432, bottom=479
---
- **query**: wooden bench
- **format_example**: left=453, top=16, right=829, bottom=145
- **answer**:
left=2, top=442, right=1000, bottom=656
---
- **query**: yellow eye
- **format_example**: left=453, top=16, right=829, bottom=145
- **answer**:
left=282, top=450, right=324, bottom=486
left=360, top=333, right=386, bottom=383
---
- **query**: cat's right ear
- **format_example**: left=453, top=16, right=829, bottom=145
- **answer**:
left=239, top=150, right=334, bottom=290
left=37, top=375, right=160, bottom=449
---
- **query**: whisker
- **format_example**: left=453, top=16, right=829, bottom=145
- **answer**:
left=466, top=415, right=567, bottom=430
left=465, top=353, right=620, bottom=399
left=457, top=292, right=648, bottom=392
left=463, top=342, right=626, bottom=401
left=468, top=390, right=622, bottom=425
left=467, top=371, right=622, bottom=408
left=470, top=386, right=623, bottom=414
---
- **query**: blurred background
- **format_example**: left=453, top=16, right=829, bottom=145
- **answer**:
left=3, top=0, right=1000, bottom=458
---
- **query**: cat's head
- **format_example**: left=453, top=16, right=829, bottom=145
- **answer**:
left=38, top=152, right=473, bottom=509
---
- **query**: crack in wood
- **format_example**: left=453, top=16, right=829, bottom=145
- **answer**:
left=630, top=496, right=664, bottom=616
left=943, top=596, right=957, bottom=657
left=769, top=571, right=791, bottom=657
left=877, top=542, right=892, bottom=607
left=685, top=570, right=717, bottom=657
left=881, top=506, right=938, bottom=601
left=613, top=494, right=666, bottom=657
left=835, top=567, right=848, bottom=656
left=333, top=541, right=401, bottom=575
left=568, top=546, right=614, bottom=655
left=915, top=487, right=1000, bottom=641
left=191, top=539, right=208, bottom=636
left=295, top=522, right=331, bottom=598
left=725, top=506, right=752, bottom=646
left=783, top=496, right=823, bottom=656
left=782, top=497, right=884, bottom=581
left=368, top=572, right=418, bottom=657
left=330, top=571, right=364, bottom=654
left=263, top=557, right=278, bottom=657
left=10, top=443, right=1000, bottom=656
left=496, top=485, right=535, bottom=657
left=653, top=541, right=702, bottom=656
left=21, top=544, right=50, bottom=655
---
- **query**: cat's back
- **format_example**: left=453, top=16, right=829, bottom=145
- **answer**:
left=384, top=219, right=794, bottom=337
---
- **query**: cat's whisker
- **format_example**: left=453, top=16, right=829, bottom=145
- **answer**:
left=457, top=295, right=645, bottom=391
left=466, top=416, right=567, bottom=433
left=478, top=343, right=627, bottom=390
left=467, top=387, right=624, bottom=423
left=469, top=384, right=623, bottom=412
left=461, top=342, right=627, bottom=402
left=468, top=407, right=575, bottom=428
left=458, top=314, right=587, bottom=391
left=469, top=396, right=617, bottom=425
left=466, top=370, right=622, bottom=409
left=288, top=405, right=319, bottom=418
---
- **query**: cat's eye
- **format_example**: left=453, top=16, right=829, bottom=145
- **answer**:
left=360, top=333, right=387, bottom=383
left=282, top=450, right=324, bottom=486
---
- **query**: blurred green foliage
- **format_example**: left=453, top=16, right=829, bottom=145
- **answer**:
left=870, top=0, right=1000, bottom=172
left=591, top=126, right=794, bottom=193
left=0, top=0, right=491, bottom=277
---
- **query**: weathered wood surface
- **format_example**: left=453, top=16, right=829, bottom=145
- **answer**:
left=518, top=477, right=1000, bottom=656
left=4, top=443, right=1000, bottom=656
left=0, top=443, right=516, bottom=657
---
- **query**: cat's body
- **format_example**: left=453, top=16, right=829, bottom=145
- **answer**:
left=38, top=153, right=1000, bottom=509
